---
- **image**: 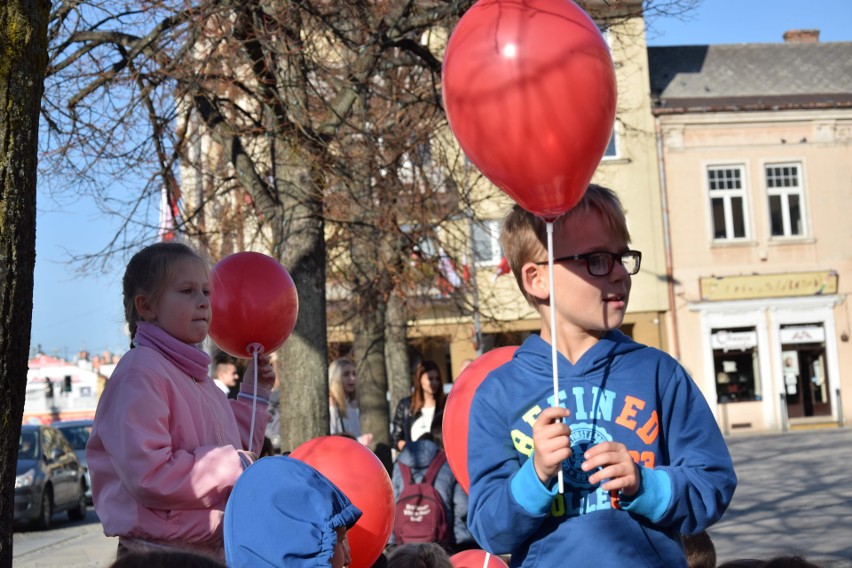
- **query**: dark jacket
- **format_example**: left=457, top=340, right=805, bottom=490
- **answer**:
left=390, top=396, right=444, bottom=450
left=390, top=439, right=473, bottom=549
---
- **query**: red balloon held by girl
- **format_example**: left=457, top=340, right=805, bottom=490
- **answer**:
left=290, top=436, right=395, bottom=568
left=443, top=346, right=517, bottom=493
left=442, top=0, right=617, bottom=220
left=208, top=251, right=298, bottom=358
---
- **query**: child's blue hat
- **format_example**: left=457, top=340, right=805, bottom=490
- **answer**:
left=224, top=456, right=362, bottom=567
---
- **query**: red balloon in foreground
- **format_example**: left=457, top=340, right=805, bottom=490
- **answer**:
left=451, top=549, right=509, bottom=568
left=290, top=436, right=394, bottom=568
left=443, top=347, right=517, bottom=493
left=208, top=251, right=298, bottom=358
left=442, top=0, right=617, bottom=220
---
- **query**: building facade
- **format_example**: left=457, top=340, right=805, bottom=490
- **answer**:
left=649, top=34, right=852, bottom=432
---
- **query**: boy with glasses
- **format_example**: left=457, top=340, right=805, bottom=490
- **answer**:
left=466, top=184, right=737, bottom=567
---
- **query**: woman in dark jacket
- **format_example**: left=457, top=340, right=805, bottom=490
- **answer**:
left=391, top=360, right=446, bottom=452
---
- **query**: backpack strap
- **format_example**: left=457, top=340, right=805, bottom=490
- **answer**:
left=398, top=461, right=416, bottom=486
left=422, top=450, right=447, bottom=486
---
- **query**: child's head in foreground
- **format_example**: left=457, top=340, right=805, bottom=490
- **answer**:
left=224, top=456, right=362, bottom=568
left=123, top=242, right=210, bottom=346
left=499, top=184, right=638, bottom=335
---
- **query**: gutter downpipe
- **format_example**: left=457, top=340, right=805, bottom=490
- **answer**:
left=655, top=116, right=681, bottom=360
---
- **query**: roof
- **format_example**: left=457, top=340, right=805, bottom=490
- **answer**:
left=648, top=42, right=852, bottom=113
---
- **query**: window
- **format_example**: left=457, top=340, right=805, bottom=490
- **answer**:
left=602, top=130, right=617, bottom=158
left=765, top=163, right=806, bottom=238
left=711, top=327, right=762, bottom=403
left=707, top=166, right=749, bottom=241
left=472, top=220, right=502, bottom=266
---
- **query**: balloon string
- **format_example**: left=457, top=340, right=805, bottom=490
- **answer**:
left=547, top=222, right=564, bottom=494
left=247, top=342, right=264, bottom=455
left=483, top=552, right=491, bottom=568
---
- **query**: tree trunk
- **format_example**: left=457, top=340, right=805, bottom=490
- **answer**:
left=0, top=0, right=50, bottom=561
left=386, top=290, right=411, bottom=422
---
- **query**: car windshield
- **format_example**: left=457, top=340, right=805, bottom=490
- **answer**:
left=19, top=431, right=39, bottom=460
left=56, top=424, right=92, bottom=450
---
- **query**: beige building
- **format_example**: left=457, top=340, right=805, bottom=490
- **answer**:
left=650, top=32, right=852, bottom=432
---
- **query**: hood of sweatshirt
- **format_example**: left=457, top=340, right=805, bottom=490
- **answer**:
left=397, top=438, right=440, bottom=470
left=513, top=330, right=646, bottom=385
left=224, top=456, right=362, bottom=568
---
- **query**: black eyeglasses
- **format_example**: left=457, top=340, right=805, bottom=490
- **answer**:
left=535, top=250, right=642, bottom=277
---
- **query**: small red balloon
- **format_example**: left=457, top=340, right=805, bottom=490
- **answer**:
left=451, top=549, right=509, bottom=568
left=443, top=347, right=517, bottom=493
left=208, top=252, right=298, bottom=358
left=442, top=0, right=617, bottom=220
left=290, top=436, right=394, bottom=568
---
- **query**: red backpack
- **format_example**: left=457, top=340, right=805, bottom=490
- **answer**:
left=393, top=450, right=452, bottom=545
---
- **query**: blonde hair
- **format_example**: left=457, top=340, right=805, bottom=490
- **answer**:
left=329, top=358, right=356, bottom=418
left=122, top=242, right=208, bottom=346
left=499, top=184, right=630, bottom=305
left=387, top=543, right=452, bottom=568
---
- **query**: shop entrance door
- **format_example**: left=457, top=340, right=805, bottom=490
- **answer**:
left=782, top=346, right=831, bottom=419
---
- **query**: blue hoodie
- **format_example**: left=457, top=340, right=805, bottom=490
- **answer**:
left=467, top=331, right=737, bottom=568
left=224, top=456, right=362, bottom=567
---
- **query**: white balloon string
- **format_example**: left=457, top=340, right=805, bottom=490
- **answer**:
left=483, top=552, right=491, bottom=568
left=546, top=221, right=564, bottom=494
left=246, top=342, right=264, bottom=455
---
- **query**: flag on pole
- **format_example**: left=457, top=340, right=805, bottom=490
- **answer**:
left=492, top=256, right=511, bottom=281
left=158, top=185, right=180, bottom=242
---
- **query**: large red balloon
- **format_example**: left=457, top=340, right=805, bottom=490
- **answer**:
left=208, top=252, right=298, bottom=358
left=443, top=347, right=517, bottom=493
left=442, top=0, right=617, bottom=220
left=451, top=549, right=509, bottom=568
left=290, top=436, right=394, bottom=568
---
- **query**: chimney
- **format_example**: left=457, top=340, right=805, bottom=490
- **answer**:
left=783, top=29, right=820, bottom=43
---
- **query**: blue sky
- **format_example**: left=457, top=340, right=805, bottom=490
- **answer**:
left=30, top=0, right=852, bottom=359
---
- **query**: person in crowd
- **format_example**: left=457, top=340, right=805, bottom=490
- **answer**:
left=213, top=359, right=240, bottom=398
left=266, top=372, right=282, bottom=454
left=109, top=550, right=226, bottom=568
left=386, top=543, right=453, bottom=568
left=682, top=531, right=716, bottom=568
left=390, top=432, right=473, bottom=552
left=224, top=455, right=361, bottom=568
left=391, top=361, right=445, bottom=452
left=87, top=242, right=275, bottom=561
left=329, top=358, right=373, bottom=445
left=465, top=186, right=737, bottom=567
left=719, top=556, right=825, bottom=568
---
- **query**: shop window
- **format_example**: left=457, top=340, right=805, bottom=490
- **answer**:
left=711, top=327, right=762, bottom=403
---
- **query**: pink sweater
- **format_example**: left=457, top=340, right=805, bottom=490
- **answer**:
left=87, top=334, right=269, bottom=555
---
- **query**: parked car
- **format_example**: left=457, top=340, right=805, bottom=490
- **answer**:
left=15, top=424, right=87, bottom=530
left=53, top=419, right=94, bottom=504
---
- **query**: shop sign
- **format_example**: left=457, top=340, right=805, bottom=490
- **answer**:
left=711, top=330, right=758, bottom=351
left=700, top=271, right=838, bottom=301
left=780, top=326, right=825, bottom=344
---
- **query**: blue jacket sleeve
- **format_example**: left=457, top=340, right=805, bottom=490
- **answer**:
left=649, top=365, right=738, bottom=533
left=466, top=386, right=548, bottom=554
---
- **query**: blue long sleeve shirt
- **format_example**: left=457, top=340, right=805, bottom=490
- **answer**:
left=466, top=332, right=737, bottom=567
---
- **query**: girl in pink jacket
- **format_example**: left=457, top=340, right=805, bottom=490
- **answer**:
left=87, top=242, right=275, bottom=561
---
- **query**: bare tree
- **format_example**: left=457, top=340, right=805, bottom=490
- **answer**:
left=0, top=0, right=51, bottom=560
left=38, top=0, right=700, bottom=457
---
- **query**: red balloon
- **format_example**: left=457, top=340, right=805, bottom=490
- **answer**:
left=290, top=436, right=394, bottom=568
left=208, top=252, right=298, bottom=358
left=443, top=347, right=517, bottom=493
left=442, top=0, right=617, bottom=220
left=451, top=549, right=509, bottom=568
